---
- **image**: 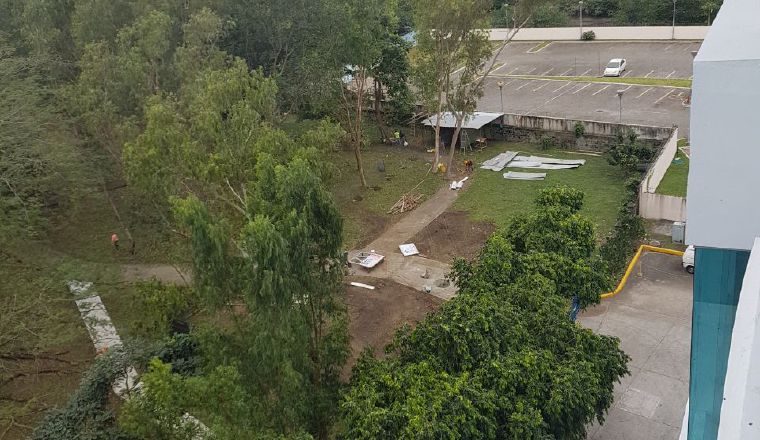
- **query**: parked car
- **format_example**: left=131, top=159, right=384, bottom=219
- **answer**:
left=604, top=58, right=627, bottom=77
left=682, top=245, right=695, bottom=274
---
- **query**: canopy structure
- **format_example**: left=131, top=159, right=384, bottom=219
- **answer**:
left=422, top=112, right=504, bottom=130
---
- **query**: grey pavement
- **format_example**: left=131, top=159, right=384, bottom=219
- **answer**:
left=579, top=251, right=693, bottom=440
left=481, top=41, right=698, bottom=136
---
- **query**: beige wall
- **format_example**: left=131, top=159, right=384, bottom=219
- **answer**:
left=489, top=26, right=708, bottom=41
left=639, top=191, right=688, bottom=222
left=502, top=113, right=674, bottom=141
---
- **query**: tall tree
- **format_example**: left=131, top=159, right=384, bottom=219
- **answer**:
left=412, top=0, right=537, bottom=174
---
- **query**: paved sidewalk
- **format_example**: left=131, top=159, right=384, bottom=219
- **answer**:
left=579, top=252, right=693, bottom=440
left=349, top=184, right=461, bottom=299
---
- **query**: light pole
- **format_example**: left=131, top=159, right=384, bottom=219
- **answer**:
left=672, top=0, right=677, bottom=39
left=497, top=80, right=505, bottom=112
left=617, top=90, right=625, bottom=123
left=579, top=1, right=584, bottom=39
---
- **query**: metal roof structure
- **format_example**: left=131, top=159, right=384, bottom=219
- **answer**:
left=422, top=112, right=504, bottom=130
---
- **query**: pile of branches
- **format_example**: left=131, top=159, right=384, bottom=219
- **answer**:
left=388, top=193, right=423, bottom=214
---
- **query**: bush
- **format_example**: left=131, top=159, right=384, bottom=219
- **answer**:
left=574, top=121, right=586, bottom=138
left=539, top=134, right=556, bottom=150
left=581, top=30, right=596, bottom=41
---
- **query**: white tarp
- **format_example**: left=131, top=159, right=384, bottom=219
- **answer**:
left=481, top=151, right=519, bottom=171
left=514, top=155, right=586, bottom=166
left=506, top=162, right=580, bottom=170
left=399, top=243, right=420, bottom=256
left=503, top=171, right=546, bottom=180
left=449, top=176, right=468, bottom=190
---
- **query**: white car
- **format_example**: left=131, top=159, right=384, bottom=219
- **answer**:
left=604, top=58, right=627, bottom=77
left=682, top=245, right=695, bottom=274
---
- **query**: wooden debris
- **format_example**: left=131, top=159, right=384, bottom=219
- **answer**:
left=388, top=193, right=423, bottom=214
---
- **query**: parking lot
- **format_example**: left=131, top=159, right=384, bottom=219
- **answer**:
left=492, top=41, right=701, bottom=79
left=480, top=41, right=701, bottom=135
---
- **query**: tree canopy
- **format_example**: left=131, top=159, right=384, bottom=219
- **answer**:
left=341, top=187, right=628, bottom=439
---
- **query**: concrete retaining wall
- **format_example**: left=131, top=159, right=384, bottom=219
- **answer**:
left=643, top=127, right=679, bottom=192
left=639, top=190, right=688, bottom=222
left=488, top=26, right=708, bottom=41
left=503, top=113, right=673, bottom=140
left=638, top=128, right=687, bottom=221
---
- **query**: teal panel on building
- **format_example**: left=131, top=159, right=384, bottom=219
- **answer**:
left=688, top=247, right=750, bottom=439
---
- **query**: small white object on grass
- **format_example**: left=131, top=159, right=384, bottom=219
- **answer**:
left=350, top=282, right=375, bottom=290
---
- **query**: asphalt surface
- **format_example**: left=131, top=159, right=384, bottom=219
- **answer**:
left=580, top=251, right=693, bottom=439
left=479, top=41, right=701, bottom=136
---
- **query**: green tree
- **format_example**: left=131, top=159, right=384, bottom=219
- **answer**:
left=341, top=187, right=628, bottom=438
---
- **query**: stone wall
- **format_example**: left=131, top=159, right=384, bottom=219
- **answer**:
left=492, top=113, right=673, bottom=152
left=488, top=26, right=708, bottom=41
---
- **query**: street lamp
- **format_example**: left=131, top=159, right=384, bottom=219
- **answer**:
left=616, top=90, right=625, bottom=123
left=672, top=0, right=677, bottom=39
left=497, top=80, right=505, bottom=113
left=579, top=1, right=584, bottom=39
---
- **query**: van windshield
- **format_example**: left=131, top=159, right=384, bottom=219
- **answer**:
left=607, top=61, right=620, bottom=68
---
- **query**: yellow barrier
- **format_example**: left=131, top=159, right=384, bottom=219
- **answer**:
left=601, top=245, right=685, bottom=299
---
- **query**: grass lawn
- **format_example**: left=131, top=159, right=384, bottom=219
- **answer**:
left=330, top=143, right=445, bottom=249
left=504, top=74, right=692, bottom=88
left=453, top=141, right=628, bottom=238
left=656, top=146, right=689, bottom=198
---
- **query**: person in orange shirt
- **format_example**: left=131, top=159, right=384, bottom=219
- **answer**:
left=111, top=233, right=119, bottom=250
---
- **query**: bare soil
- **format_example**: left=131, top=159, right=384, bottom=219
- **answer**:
left=409, top=211, right=496, bottom=264
left=343, top=277, right=442, bottom=378
left=0, top=339, right=94, bottom=440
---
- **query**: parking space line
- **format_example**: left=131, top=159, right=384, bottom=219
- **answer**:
left=621, top=85, right=633, bottom=92
left=492, top=63, right=508, bottom=74
left=592, top=85, right=610, bottom=96
left=552, top=81, right=572, bottom=93
left=526, top=67, right=537, bottom=74
left=572, top=83, right=592, bottom=94
left=507, top=67, right=520, bottom=75
left=532, top=82, right=550, bottom=92
left=654, top=89, right=674, bottom=105
left=504, top=79, right=517, bottom=87
left=664, top=44, right=673, bottom=51
left=540, top=68, right=554, bottom=76
left=622, top=70, right=632, bottom=77
left=581, top=68, right=592, bottom=76
left=636, top=87, right=654, bottom=98
left=644, top=70, right=655, bottom=78
left=665, top=70, right=677, bottom=78
left=516, top=80, right=534, bottom=90
left=560, top=68, right=573, bottom=76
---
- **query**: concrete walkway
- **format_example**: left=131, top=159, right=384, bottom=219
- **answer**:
left=349, top=184, right=461, bottom=300
left=579, top=252, right=693, bottom=440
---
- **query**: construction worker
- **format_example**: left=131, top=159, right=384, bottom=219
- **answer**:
left=111, top=233, right=119, bottom=250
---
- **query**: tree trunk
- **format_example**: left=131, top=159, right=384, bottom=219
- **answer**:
left=354, top=71, right=368, bottom=187
left=446, top=116, right=464, bottom=179
left=374, top=78, right=387, bottom=141
left=433, top=88, right=444, bottom=170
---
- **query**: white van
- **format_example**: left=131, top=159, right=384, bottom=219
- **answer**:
left=682, top=245, right=695, bottom=274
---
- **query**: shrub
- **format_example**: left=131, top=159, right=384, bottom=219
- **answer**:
left=581, top=30, right=596, bottom=41
left=539, top=134, right=556, bottom=150
left=574, top=121, right=586, bottom=138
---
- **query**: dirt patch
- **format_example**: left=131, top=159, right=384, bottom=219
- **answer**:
left=408, top=211, right=496, bottom=264
left=121, top=264, right=191, bottom=284
left=0, top=339, right=94, bottom=440
left=343, top=277, right=442, bottom=378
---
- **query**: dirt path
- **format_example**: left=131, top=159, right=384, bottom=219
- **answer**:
left=121, top=264, right=191, bottom=285
left=349, top=184, right=463, bottom=299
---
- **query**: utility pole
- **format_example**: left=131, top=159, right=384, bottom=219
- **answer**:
left=617, top=90, right=625, bottom=123
left=497, top=81, right=505, bottom=113
left=579, top=1, right=584, bottom=39
left=672, top=0, right=677, bottom=40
